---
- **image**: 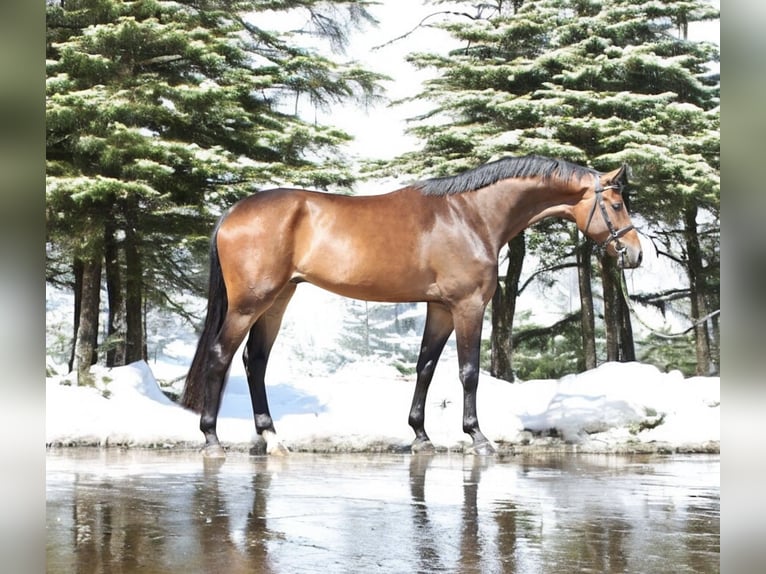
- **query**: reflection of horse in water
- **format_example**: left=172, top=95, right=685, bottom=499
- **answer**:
left=181, top=155, right=642, bottom=456
left=409, top=455, right=445, bottom=571
left=192, top=458, right=275, bottom=574
left=409, top=455, right=520, bottom=571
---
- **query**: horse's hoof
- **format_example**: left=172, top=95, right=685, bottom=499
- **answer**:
left=267, top=441, right=290, bottom=456
left=411, top=439, right=436, bottom=454
left=263, top=430, right=290, bottom=456
left=249, top=437, right=267, bottom=456
left=466, top=440, right=496, bottom=456
left=202, top=444, right=226, bottom=459
left=249, top=444, right=266, bottom=456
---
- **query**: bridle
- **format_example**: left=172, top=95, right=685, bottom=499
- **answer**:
left=583, top=174, right=634, bottom=261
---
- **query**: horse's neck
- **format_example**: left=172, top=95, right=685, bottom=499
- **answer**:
left=466, top=178, right=579, bottom=250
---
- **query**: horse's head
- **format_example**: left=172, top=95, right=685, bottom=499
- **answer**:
left=573, top=164, right=643, bottom=268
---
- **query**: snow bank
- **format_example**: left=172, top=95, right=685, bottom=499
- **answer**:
left=46, top=358, right=719, bottom=454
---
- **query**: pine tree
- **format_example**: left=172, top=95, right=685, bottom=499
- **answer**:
left=46, top=0, right=385, bottom=383
left=371, top=0, right=719, bottom=377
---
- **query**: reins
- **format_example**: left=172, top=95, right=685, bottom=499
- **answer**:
left=619, top=271, right=721, bottom=340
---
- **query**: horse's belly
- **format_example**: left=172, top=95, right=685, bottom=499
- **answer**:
left=293, top=261, right=439, bottom=303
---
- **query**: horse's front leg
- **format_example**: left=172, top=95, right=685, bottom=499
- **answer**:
left=408, top=302, right=454, bottom=452
left=452, top=303, right=496, bottom=456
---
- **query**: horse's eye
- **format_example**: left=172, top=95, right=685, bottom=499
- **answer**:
left=612, top=202, right=623, bottom=211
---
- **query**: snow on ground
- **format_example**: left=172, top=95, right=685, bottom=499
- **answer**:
left=46, top=278, right=719, bottom=455
left=45, top=356, right=719, bottom=454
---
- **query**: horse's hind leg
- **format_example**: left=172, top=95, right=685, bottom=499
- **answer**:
left=199, top=311, right=257, bottom=458
left=242, top=284, right=296, bottom=456
left=408, top=302, right=454, bottom=453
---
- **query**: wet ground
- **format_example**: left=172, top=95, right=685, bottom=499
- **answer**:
left=46, top=449, right=719, bottom=573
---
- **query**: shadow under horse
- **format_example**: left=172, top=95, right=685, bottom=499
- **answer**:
left=181, top=155, right=642, bottom=457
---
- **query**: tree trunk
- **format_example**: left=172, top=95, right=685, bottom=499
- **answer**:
left=709, top=313, right=720, bottom=375
left=577, top=237, right=597, bottom=370
left=490, top=232, right=525, bottom=381
left=618, top=278, right=636, bottom=361
left=124, top=201, right=145, bottom=363
left=684, top=204, right=712, bottom=374
left=600, top=255, right=635, bottom=362
left=490, top=280, right=513, bottom=380
left=68, top=257, right=83, bottom=373
left=601, top=255, right=619, bottom=362
left=104, top=220, right=126, bottom=367
left=73, top=255, right=102, bottom=386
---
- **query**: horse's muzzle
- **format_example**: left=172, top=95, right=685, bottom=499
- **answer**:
left=615, top=244, right=642, bottom=269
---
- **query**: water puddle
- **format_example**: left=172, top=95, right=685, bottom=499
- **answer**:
left=46, top=450, right=719, bottom=573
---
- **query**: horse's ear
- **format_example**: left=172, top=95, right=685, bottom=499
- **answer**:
left=616, top=164, right=633, bottom=210
left=615, top=163, right=631, bottom=185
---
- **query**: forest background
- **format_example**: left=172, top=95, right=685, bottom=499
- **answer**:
left=45, top=0, right=720, bottom=387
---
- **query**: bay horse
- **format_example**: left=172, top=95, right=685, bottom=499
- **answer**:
left=181, top=155, right=642, bottom=457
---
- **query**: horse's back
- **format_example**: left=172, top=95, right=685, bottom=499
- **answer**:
left=223, top=186, right=432, bottom=241
left=215, top=187, right=448, bottom=302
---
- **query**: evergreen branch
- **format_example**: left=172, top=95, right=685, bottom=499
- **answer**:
left=643, top=232, right=686, bottom=266
left=630, top=288, right=690, bottom=307
left=516, top=261, right=578, bottom=296
left=153, top=290, right=201, bottom=326
left=147, top=249, right=206, bottom=297
left=139, top=55, right=185, bottom=67
left=652, top=246, right=686, bottom=267
left=512, top=312, right=580, bottom=347
left=371, top=11, right=477, bottom=50
left=627, top=288, right=691, bottom=319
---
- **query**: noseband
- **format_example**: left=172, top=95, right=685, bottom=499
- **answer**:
left=584, top=175, right=634, bottom=260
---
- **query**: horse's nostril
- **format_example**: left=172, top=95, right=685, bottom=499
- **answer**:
left=637, top=251, right=643, bottom=266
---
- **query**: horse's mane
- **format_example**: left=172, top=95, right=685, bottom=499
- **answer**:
left=413, top=155, right=598, bottom=196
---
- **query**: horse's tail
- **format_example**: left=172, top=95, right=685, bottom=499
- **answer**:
left=180, top=217, right=228, bottom=413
